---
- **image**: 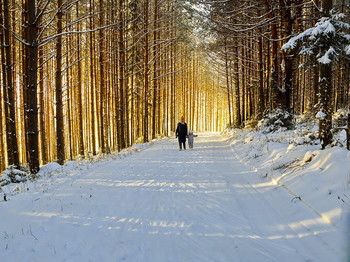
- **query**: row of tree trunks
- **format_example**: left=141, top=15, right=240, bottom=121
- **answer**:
left=0, top=0, right=229, bottom=173
left=206, top=0, right=349, bottom=150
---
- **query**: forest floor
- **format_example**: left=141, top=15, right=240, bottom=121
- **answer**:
left=0, top=132, right=348, bottom=262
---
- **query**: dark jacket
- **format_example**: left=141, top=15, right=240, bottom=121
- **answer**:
left=176, top=122, right=188, bottom=142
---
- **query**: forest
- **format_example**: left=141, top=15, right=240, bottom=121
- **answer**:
left=0, top=0, right=349, bottom=174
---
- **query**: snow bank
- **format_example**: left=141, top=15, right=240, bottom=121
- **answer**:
left=223, top=122, right=350, bottom=228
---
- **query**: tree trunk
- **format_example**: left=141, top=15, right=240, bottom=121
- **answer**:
left=279, top=0, right=293, bottom=112
left=257, top=27, right=265, bottom=119
left=319, top=0, right=333, bottom=149
left=0, top=0, right=6, bottom=170
left=89, top=0, right=96, bottom=155
left=224, top=41, right=232, bottom=127
left=152, top=0, right=159, bottom=139
left=319, top=63, right=333, bottom=148
left=98, top=0, right=107, bottom=153
left=118, top=0, right=126, bottom=149
left=262, top=0, right=280, bottom=110
left=76, top=2, right=84, bottom=157
left=55, top=0, right=65, bottom=165
left=2, top=0, right=19, bottom=168
left=233, top=44, right=241, bottom=127
left=24, top=0, right=39, bottom=173
left=143, top=0, right=149, bottom=142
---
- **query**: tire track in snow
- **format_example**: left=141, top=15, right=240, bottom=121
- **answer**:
left=185, top=136, right=303, bottom=262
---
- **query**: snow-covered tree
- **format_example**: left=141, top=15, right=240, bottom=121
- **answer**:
left=282, top=11, right=350, bottom=65
left=282, top=3, right=350, bottom=149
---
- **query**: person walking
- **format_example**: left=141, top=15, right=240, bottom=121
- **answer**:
left=175, top=116, right=188, bottom=150
left=188, top=129, right=198, bottom=149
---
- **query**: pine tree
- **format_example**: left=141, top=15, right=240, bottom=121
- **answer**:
left=282, top=0, right=350, bottom=149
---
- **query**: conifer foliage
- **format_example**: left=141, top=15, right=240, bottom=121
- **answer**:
left=283, top=1, right=350, bottom=149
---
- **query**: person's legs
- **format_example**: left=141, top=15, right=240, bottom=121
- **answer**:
left=179, top=135, right=186, bottom=150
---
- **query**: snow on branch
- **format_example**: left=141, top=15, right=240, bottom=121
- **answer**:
left=345, top=45, right=350, bottom=55
left=39, top=23, right=118, bottom=47
left=282, top=10, right=350, bottom=64
left=281, top=27, right=313, bottom=50
left=318, top=47, right=337, bottom=64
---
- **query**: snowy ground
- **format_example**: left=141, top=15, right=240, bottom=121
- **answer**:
left=0, top=132, right=348, bottom=262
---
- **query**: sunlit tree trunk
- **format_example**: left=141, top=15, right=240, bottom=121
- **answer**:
left=152, top=0, right=159, bottom=139
left=118, top=0, right=126, bottom=149
left=76, top=2, right=85, bottom=157
left=224, top=41, right=232, bottom=127
left=143, top=0, right=150, bottom=142
left=38, top=42, right=47, bottom=164
left=89, top=0, right=96, bottom=155
left=98, top=0, right=108, bottom=153
left=233, top=43, right=241, bottom=127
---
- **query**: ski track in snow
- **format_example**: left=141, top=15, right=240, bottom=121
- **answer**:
left=0, top=133, right=343, bottom=262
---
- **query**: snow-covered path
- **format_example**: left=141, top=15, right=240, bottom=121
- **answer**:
left=0, top=133, right=343, bottom=262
